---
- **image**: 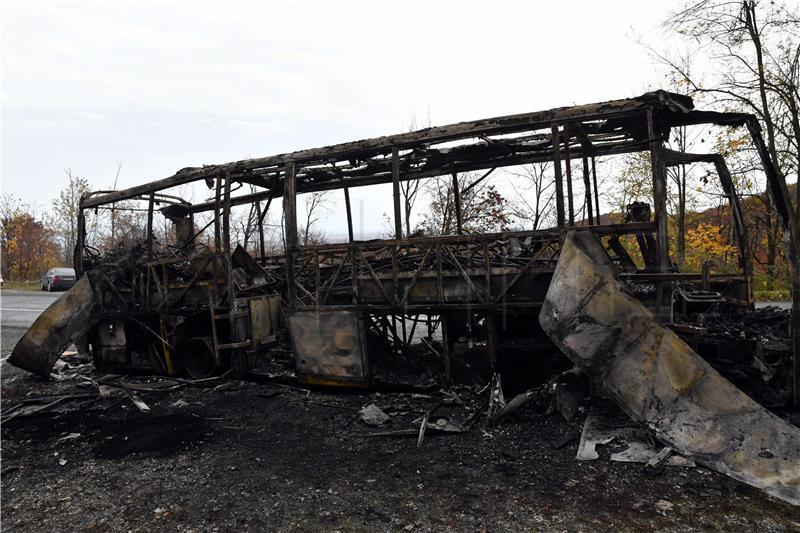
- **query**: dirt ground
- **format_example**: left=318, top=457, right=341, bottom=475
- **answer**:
left=2, top=354, right=800, bottom=533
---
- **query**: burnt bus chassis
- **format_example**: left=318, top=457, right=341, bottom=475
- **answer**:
left=73, top=90, right=793, bottom=389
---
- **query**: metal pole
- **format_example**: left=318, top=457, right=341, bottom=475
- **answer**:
left=74, top=208, right=86, bottom=274
left=256, top=201, right=265, bottom=260
left=551, top=125, right=565, bottom=228
left=564, top=124, right=574, bottom=226
left=284, top=161, right=298, bottom=312
left=582, top=155, right=594, bottom=225
left=344, top=186, right=354, bottom=243
left=146, top=192, right=155, bottom=256
left=647, top=108, right=670, bottom=319
left=392, top=147, right=402, bottom=240
left=591, top=156, right=601, bottom=224
left=214, top=176, right=222, bottom=252
left=452, top=173, right=463, bottom=235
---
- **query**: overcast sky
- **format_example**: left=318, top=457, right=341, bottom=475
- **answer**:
left=2, top=0, right=680, bottom=236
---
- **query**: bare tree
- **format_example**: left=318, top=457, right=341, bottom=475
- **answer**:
left=417, top=172, right=513, bottom=236
left=50, top=169, right=91, bottom=264
left=230, top=186, right=263, bottom=251
left=300, top=191, right=332, bottom=245
left=659, top=0, right=800, bottom=400
left=399, top=112, right=430, bottom=235
left=110, top=162, right=123, bottom=245
left=507, top=162, right=556, bottom=230
left=609, top=152, right=654, bottom=220
left=661, top=56, right=709, bottom=264
left=656, top=1, right=800, bottom=278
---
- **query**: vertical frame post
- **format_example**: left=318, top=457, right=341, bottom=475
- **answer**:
left=392, top=147, right=402, bottom=240
left=284, top=161, right=298, bottom=312
left=551, top=125, right=565, bottom=228
left=582, top=155, right=594, bottom=225
left=146, top=192, right=155, bottom=256
left=255, top=201, right=265, bottom=260
left=647, top=108, right=670, bottom=319
left=214, top=175, right=222, bottom=252
left=591, top=156, right=601, bottom=225
left=344, top=186, right=354, bottom=243
left=452, top=173, right=463, bottom=235
left=256, top=200, right=264, bottom=259
left=222, top=172, right=232, bottom=254
left=647, top=109, right=669, bottom=270
left=74, top=206, right=86, bottom=274
left=222, top=171, right=234, bottom=311
left=713, top=157, right=751, bottom=280
left=564, top=124, right=574, bottom=226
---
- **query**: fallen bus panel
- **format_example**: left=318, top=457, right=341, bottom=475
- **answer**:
left=539, top=231, right=800, bottom=505
left=9, top=275, right=102, bottom=378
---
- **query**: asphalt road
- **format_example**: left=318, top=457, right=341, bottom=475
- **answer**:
left=1, top=290, right=61, bottom=356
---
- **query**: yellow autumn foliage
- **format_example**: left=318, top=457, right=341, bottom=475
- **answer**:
left=683, top=223, right=738, bottom=272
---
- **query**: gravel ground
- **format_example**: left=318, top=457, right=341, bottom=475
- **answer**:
left=2, top=297, right=800, bottom=532
left=3, top=361, right=800, bottom=532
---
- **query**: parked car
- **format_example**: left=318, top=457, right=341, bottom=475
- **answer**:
left=40, top=268, right=77, bottom=291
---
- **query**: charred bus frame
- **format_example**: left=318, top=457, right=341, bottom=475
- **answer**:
left=74, top=91, right=793, bottom=390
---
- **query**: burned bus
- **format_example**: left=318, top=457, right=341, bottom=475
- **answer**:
left=10, top=90, right=800, bottom=505
left=11, top=90, right=786, bottom=385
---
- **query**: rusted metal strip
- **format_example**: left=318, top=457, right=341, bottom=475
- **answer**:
left=357, top=248, right=394, bottom=304
left=444, top=247, right=484, bottom=301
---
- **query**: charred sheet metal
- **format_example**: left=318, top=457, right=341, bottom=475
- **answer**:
left=289, top=310, right=369, bottom=387
left=93, top=319, right=128, bottom=365
left=246, top=294, right=281, bottom=347
left=9, top=275, right=102, bottom=378
left=539, top=231, right=800, bottom=506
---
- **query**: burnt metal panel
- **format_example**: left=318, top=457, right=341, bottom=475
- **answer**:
left=540, top=231, right=800, bottom=506
left=94, top=320, right=128, bottom=364
left=246, top=294, right=282, bottom=347
left=289, top=310, right=368, bottom=386
left=9, top=275, right=102, bottom=378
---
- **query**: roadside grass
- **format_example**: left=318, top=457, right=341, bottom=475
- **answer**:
left=1, top=280, right=41, bottom=292
left=753, top=289, right=791, bottom=302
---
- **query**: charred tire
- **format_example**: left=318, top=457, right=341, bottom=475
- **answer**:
left=182, top=336, right=218, bottom=379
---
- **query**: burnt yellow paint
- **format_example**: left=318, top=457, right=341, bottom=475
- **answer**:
left=160, top=319, right=174, bottom=376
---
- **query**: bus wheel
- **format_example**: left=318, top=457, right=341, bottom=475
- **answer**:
left=183, top=337, right=218, bottom=380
